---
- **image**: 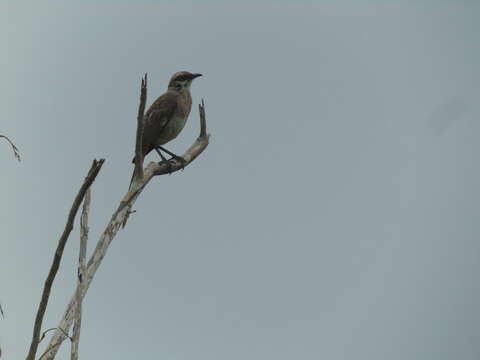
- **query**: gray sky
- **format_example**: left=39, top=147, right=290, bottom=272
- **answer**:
left=1, top=1, right=479, bottom=359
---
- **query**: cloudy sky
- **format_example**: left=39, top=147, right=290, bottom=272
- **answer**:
left=1, top=1, right=479, bottom=359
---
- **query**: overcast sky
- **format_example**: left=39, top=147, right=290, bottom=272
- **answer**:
left=1, top=1, right=479, bottom=359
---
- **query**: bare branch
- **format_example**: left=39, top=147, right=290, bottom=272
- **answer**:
left=70, top=188, right=91, bottom=360
left=0, top=302, right=3, bottom=358
left=0, top=134, right=21, bottom=161
left=25, top=159, right=105, bottom=360
left=199, top=99, right=207, bottom=137
left=38, top=341, right=63, bottom=360
left=43, top=100, right=209, bottom=360
left=132, top=73, right=148, bottom=187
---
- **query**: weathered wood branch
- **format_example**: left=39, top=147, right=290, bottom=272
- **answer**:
left=42, top=88, right=209, bottom=360
left=133, top=74, right=147, bottom=185
left=25, top=159, right=105, bottom=360
left=0, top=134, right=21, bottom=161
left=70, top=188, right=91, bottom=360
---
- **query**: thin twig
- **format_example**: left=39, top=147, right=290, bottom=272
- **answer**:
left=43, top=98, right=209, bottom=360
left=25, top=159, right=105, bottom=360
left=199, top=99, right=206, bottom=137
left=132, top=73, right=147, bottom=187
left=71, top=188, right=91, bottom=360
left=40, top=328, right=71, bottom=342
left=0, top=302, right=2, bottom=359
left=0, top=135, right=21, bottom=161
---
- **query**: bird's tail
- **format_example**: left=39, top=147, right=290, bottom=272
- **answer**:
left=128, top=167, right=136, bottom=190
left=129, top=154, right=139, bottom=189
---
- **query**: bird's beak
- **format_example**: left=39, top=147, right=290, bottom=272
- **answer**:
left=190, top=73, right=203, bottom=79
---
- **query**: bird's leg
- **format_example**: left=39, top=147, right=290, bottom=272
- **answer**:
left=154, top=147, right=168, bottom=162
left=154, top=148, right=173, bottom=174
left=158, top=146, right=186, bottom=170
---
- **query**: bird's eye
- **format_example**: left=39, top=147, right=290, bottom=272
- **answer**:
left=175, top=75, right=189, bottom=82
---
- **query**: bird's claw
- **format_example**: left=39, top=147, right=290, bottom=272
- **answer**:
left=158, top=156, right=185, bottom=174
left=158, top=160, right=174, bottom=174
left=173, top=156, right=186, bottom=171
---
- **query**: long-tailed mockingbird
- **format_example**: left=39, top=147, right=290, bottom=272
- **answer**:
left=131, top=71, right=202, bottom=173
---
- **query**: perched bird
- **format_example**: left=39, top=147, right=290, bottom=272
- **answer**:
left=132, top=71, right=202, bottom=168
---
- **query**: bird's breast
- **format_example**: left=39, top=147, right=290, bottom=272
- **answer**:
left=155, top=112, right=189, bottom=145
left=153, top=90, right=192, bottom=146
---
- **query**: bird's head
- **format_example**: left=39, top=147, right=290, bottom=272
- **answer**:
left=168, top=71, right=202, bottom=91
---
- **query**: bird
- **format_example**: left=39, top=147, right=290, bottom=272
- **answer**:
left=131, top=71, right=202, bottom=176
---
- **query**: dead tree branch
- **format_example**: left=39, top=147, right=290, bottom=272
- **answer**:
left=132, top=73, right=147, bottom=186
left=38, top=341, right=63, bottom=360
left=42, top=83, right=209, bottom=360
left=25, top=159, right=105, bottom=360
left=0, top=134, right=21, bottom=161
left=70, top=188, right=91, bottom=360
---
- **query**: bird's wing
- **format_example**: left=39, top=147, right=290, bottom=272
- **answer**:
left=142, top=91, right=178, bottom=152
left=144, top=91, right=178, bottom=129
